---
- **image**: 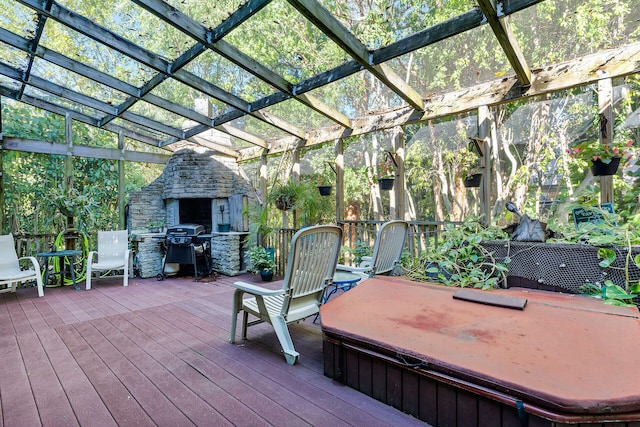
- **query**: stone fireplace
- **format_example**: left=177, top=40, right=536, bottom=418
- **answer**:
left=127, top=145, right=254, bottom=278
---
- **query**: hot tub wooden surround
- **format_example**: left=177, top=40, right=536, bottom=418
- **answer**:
left=321, top=276, right=640, bottom=426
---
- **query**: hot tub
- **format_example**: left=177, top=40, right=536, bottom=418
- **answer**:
left=320, top=277, right=640, bottom=426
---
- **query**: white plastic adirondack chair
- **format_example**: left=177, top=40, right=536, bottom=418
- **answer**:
left=337, top=220, right=408, bottom=280
left=0, top=234, right=44, bottom=297
left=86, top=230, right=130, bottom=290
left=230, top=225, right=342, bottom=365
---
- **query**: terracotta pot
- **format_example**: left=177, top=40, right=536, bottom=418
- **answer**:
left=463, top=173, right=482, bottom=188
left=590, top=157, right=621, bottom=176
left=378, top=178, right=394, bottom=190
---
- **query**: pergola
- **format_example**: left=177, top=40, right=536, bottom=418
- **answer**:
left=1, top=0, right=639, bottom=227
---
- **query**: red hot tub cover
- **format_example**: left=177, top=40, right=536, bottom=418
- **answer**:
left=320, top=277, right=640, bottom=416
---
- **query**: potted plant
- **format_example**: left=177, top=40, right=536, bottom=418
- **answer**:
left=376, top=158, right=395, bottom=190
left=217, top=205, right=231, bottom=232
left=462, top=171, right=483, bottom=188
left=147, top=219, right=165, bottom=233
left=268, top=181, right=304, bottom=211
left=547, top=206, right=640, bottom=306
left=316, top=175, right=333, bottom=196
left=246, top=246, right=277, bottom=281
left=567, top=137, right=636, bottom=176
left=401, top=218, right=510, bottom=289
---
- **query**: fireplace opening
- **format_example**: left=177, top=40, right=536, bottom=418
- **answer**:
left=179, top=198, right=212, bottom=233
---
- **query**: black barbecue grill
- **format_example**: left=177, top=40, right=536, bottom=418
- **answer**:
left=158, top=224, right=212, bottom=281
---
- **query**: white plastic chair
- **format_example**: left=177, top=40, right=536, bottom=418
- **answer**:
left=230, top=225, right=342, bottom=365
left=337, top=220, right=409, bottom=280
left=0, top=234, right=44, bottom=297
left=86, top=230, right=130, bottom=290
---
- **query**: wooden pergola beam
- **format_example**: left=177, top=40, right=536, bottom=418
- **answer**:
left=2, top=137, right=170, bottom=164
left=476, top=0, right=531, bottom=85
left=287, top=0, right=424, bottom=112
left=15, top=0, right=305, bottom=140
left=0, top=89, right=168, bottom=147
left=133, top=0, right=351, bottom=129
left=238, top=41, right=640, bottom=161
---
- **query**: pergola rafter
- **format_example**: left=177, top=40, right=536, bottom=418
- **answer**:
left=0, top=0, right=635, bottom=166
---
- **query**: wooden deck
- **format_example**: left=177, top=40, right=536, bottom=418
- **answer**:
left=0, top=273, right=426, bottom=426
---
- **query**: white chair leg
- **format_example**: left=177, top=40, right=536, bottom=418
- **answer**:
left=35, top=274, right=44, bottom=298
left=271, top=315, right=299, bottom=365
left=86, top=265, right=93, bottom=290
left=229, top=289, right=243, bottom=343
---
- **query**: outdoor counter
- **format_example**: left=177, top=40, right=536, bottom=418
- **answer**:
left=320, top=276, right=640, bottom=425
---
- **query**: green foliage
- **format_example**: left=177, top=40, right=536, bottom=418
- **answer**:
left=2, top=102, right=163, bottom=235
left=402, top=219, right=510, bottom=290
left=246, top=246, right=276, bottom=274
left=548, top=205, right=640, bottom=306
left=341, top=240, right=373, bottom=266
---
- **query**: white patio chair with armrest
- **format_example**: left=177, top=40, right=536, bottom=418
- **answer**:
left=86, top=230, right=130, bottom=290
left=230, top=225, right=342, bottom=365
left=337, top=220, right=409, bottom=281
left=0, top=234, right=44, bottom=297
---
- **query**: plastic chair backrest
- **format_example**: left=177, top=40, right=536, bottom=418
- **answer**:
left=370, top=220, right=409, bottom=276
left=280, top=225, right=342, bottom=319
left=98, top=230, right=128, bottom=263
left=0, top=234, right=20, bottom=273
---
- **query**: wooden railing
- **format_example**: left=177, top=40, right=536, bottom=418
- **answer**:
left=11, top=231, right=97, bottom=258
left=262, top=221, right=453, bottom=276
left=12, top=233, right=59, bottom=258
left=14, top=222, right=453, bottom=278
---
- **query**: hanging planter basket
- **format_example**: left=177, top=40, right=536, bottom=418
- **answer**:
left=378, top=178, right=395, bottom=190
left=317, top=185, right=333, bottom=196
left=590, top=157, right=621, bottom=176
left=275, top=196, right=294, bottom=211
left=463, top=173, right=483, bottom=188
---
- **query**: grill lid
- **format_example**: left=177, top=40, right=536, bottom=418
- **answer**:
left=166, top=223, right=205, bottom=237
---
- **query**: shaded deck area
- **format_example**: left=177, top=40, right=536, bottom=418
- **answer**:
left=0, top=274, right=424, bottom=426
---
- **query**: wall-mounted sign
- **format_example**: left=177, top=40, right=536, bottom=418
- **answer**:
left=572, top=203, right=614, bottom=229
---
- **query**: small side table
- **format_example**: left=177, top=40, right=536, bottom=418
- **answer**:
left=36, top=250, right=82, bottom=290
left=324, top=271, right=362, bottom=303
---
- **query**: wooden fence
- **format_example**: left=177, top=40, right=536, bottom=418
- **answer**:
left=12, top=222, right=452, bottom=277
left=263, top=221, right=452, bottom=276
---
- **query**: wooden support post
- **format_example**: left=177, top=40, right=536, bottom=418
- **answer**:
left=64, top=113, right=74, bottom=232
left=335, top=138, right=344, bottom=223
left=291, top=147, right=301, bottom=228
left=258, top=150, right=268, bottom=247
left=118, top=131, right=125, bottom=229
left=478, top=106, right=492, bottom=226
left=0, top=96, right=4, bottom=232
left=598, top=77, right=614, bottom=205
left=393, top=127, right=406, bottom=220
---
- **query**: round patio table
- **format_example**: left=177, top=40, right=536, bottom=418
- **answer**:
left=324, top=271, right=362, bottom=303
left=37, top=249, right=82, bottom=290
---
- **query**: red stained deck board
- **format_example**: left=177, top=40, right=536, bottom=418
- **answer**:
left=0, top=275, right=429, bottom=427
left=56, top=324, right=156, bottom=426
left=0, top=335, right=41, bottom=426
left=36, top=328, right=117, bottom=426
left=320, top=276, right=640, bottom=416
left=74, top=320, right=197, bottom=426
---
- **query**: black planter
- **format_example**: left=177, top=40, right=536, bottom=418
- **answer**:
left=463, top=173, right=483, bottom=188
left=317, top=185, right=333, bottom=196
left=275, top=196, right=294, bottom=210
left=378, top=178, right=395, bottom=190
left=218, top=223, right=231, bottom=232
left=591, top=157, right=621, bottom=176
left=260, top=269, right=274, bottom=282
